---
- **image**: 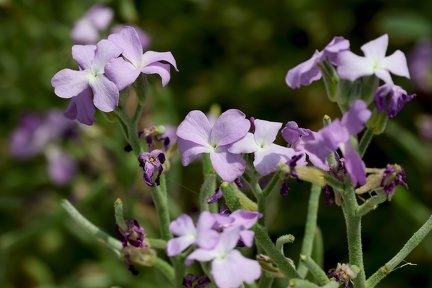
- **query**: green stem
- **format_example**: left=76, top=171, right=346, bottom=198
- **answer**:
left=199, top=172, right=217, bottom=212
left=153, top=257, right=176, bottom=286
left=288, top=279, right=320, bottom=288
left=299, top=255, right=329, bottom=285
left=341, top=186, right=365, bottom=287
left=366, top=215, right=432, bottom=288
left=114, top=108, right=143, bottom=156
left=249, top=176, right=265, bottom=225
left=312, top=227, right=324, bottom=269
left=60, top=199, right=122, bottom=255
left=356, top=190, right=387, bottom=217
left=276, top=234, right=295, bottom=254
left=358, top=128, right=374, bottom=158
left=324, top=174, right=345, bottom=192
left=257, top=272, right=274, bottom=288
left=150, top=183, right=172, bottom=241
left=263, top=172, right=281, bottom=198
left=252, top=224, right=301, bottom=279
left=147, top=238, right=167, bottom=250
left=220, top=182, right=243, bottom=211
left=202, top=153, right=213, bottom=176
left=297, top=184, right=321, bottom=278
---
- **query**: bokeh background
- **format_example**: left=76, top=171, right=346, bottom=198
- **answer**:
left=1, top=0, right=432, bottom=287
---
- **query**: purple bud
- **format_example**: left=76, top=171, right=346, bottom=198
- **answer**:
left=374, top=84, right=416, bottom=118
left=207, top=188, right=223, bottom=204
left=115, top=218, right=147, bottom=248
left=381, top=164, right=408, bottom=194
left=138, top=149, right=166, bottom=187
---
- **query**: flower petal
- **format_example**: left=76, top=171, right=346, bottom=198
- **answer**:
left=177, top=138, right=212, bottom=166
left=177, top=110, right=212, bottom=147
left=89, top=75, right=119, bottom=112
left=253, top=144, right=294, bottom=176
left=340, top=142, right=367, bottom=186
left=210, top=146, right=246, bottom=182
left=210, top=109, right=250, bottom=146
left=253, top=119, right=282, bottom=146
left=167, top=236, right=195, bottom=257
left=108, top=26, right=143, bottom=67
left=64, top=87, right=96, bottom=125
left=51, top=69, right=90, bottom=98
left=211, top=250, right=261, bottom=288
left=92, top=39, right=122, bottom=71
left=337, top=51, right=374, bottom=81
left=141, top=62, right=172, bottom=86
left=228, top=133, right=259, bottom=154
left=141, top=51, right=178, bottom=71
left=105, top=57, right=141, bottom=90
left=72, top=45, right=96, bottom=70
left=341, top=100, right=371, bottom=135
left=383, top=50, right=410, bottom=79
left=285, top=52, right=321, bottom=88
left=361, top=34, right=388, bottom=61
left=87, top=4, right=113, bottom=30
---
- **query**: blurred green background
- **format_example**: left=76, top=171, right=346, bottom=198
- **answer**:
left=1, top=0, right=432, bottom=287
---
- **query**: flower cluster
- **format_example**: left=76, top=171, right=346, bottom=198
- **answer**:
left=167, top=210, right=262, bottom=288
left=52, top=26, right=178, bottom=125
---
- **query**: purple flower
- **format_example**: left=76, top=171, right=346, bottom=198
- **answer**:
left=281, top=121, right=328, bottom=170
left=115, top=218, right=147, bottom=248
left=138, top=149, right=166, bottom=187
left=381, top=164, right=408, bottom=195
left=286, top=36, right=350, bottom=88
left=374, top=84, right=416, bottom=118
left=71, top=4, right=114, bottom=44
left=337, top=34, right=410, bottom=85
left=51, top=39, right=122, bottom=125
left=305, top=100, right=371, bottom=186
left=229, top=119, right=295, bottom=176
left=207, top=187, right=223, bottom=204
left=112, top=25, right=151, bottom=51
left=167, top=212, right=219, bottom=256
left=176, top=109, right=251, bottom=182
left=105, top=26, right=178, bottom=90
left=186, top=228, right=261, bottom=288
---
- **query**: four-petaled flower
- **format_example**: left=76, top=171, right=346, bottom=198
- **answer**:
left=229, top=119, right=295, bottom=176
left=176, top=109, right=251, bottom=182
left=138, top=149, right=166, bottom=187
left=337, top=34, right=410, bottom=85
left=51, top=39, right=122, bottom=125
left=105, top=26, right=178, bottom=90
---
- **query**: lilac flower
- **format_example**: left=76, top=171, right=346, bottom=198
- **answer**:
left=305, top=100, right=372, bottom=186
left=115, top=218, right=147, bottom=248
left=105, top=26, right=178, bottom=90
left=281, top=121, right=328, bottom=170
left=71, top=4, right=114, bottom=44
left=337, top=34, right=410, bottom=84
left=186, top=228, right=261, bottom=288
left=167, top=212, right=219, bottom=256
left=112, top=25, right=151, bottom=51
left=328, top=263, right=358, bottom=288
left=286, top=36, right=350, bottom=88
left=138, top=149, right=166, bottom=187
left=374, top=84, right=416, bottom=118
left=176, top=109, right=251, bottom=182
left=51, top=39, right=123, bottom=125
left=229, top=119, right=295, bottom=176
left=381, top=164, right=408, bottom=195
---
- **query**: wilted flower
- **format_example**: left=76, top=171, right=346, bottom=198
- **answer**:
left=138, top=149, right=166, bottom=187
left=374, top=84, right=416, bottom=118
